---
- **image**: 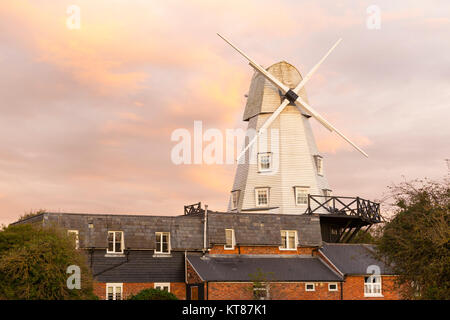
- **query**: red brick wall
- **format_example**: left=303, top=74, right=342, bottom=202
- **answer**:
left=94, top=282, right=186, bottom=300
left=207, top=282, right=341, bottom=300
left=186, top=260, right=203, bottom=284
left=209, top=245, right=315, bottom=255
left=343, top=276, right=401, bottom=300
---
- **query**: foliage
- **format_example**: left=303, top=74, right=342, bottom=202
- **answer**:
left=128, top=288, right=178, bottom=300
left=0, top=224, right=97, bottom=300
left=17, top=209, right=47, bottom=222
left=248, top=268, right=275, bottom=300
left=376, top=178, right=450, bottom=299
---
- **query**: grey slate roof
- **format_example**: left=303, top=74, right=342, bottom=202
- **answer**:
left=14, top=211, right=322, bottom=250
left=187, top=254, right=342, bottom=282
left=42, top=212, right=205, bottom=250
left=207, top=211, right=322, bottom=247
left=90, top=250, right=185, bottom=283
left=320, top=243, right=394, bottom=275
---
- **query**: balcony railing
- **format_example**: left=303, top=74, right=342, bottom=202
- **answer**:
left=305, top=195, right=382, bottom=223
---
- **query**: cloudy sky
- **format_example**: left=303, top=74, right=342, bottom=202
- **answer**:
left=0, top=0, right=449, bottom=225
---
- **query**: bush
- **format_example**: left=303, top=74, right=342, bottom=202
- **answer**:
left=128, top=288, right=178, bottom=300
left=0, top=224, right=97, bottom=300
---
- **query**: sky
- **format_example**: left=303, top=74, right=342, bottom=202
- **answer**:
left=0, top=0, right=449, bottom=225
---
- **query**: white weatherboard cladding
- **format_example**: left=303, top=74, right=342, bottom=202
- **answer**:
left=228, top=61, right=330, bottom=214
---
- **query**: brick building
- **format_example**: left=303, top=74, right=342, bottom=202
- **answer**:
left=13, top=207, right=401, bottom=300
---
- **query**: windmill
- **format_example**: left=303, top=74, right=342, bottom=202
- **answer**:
left=218, top=34, right=371, bottom=218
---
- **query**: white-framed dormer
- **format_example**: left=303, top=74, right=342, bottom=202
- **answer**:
left=314, top=155, right=323, bottom=176
left=364, top=275, right=383, bottom=297
left=305, top=283, right=315, bottom=292
left=155, top=232, right=171, bottom=254
left=294, top=186, right=309, bottom=206
left=255, top=187, right=270, bottom=207
left=106, top=283, right=123, bottom=300
left=154, top=283, right=170, bottom=292
left=107, top=231, right=124, bottom=254
left=257, top=152, right=272, bottom=173
left=67, top=229, right=79, bottom=250
left=279, top=230, right=298, bottom=251
left=224, top=229, right=236, bottom=250
left=231, top=190, right=240, bottom=211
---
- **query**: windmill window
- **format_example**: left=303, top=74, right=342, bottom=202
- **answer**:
left=155, top=232, right=171, bottom=254
left=295, top=187, right=309, bottom=205
left=224, top=229, right=235, bottom=250
left=106, top=283, right=123, bottom=300
left=107, top=231, right=124, bottom=254
left=280, top=230, right=297, bottom=250
left=364, top=275, right=383, bottom=297
left=258, top=153, right=272, bottom=172
left=67, top=230, right=79, bottom=249
left=314, top=155, right=323, bottom=175
left=231, top=190, right=240, bottom=210
left=255, top=188, right=269, bottom=207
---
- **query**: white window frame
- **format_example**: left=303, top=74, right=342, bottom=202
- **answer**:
left=106, top=283, right=123, bottom=300
left=224, top=229, right=235, bottom=250
left=328, top=283, right=338, bottom=291
left=279, top=230, right=297, bottom=251
left=154, top=283, right=170, bottom=292
left=231, top=190, right=240, bottom=210
left=314, top=155, right=323, bottom=175
left=294, top=186, right=309, bottom=206
left=257, top=152, right=272, bottom=172
left=255, top=187, right=269, bottom=207
left=67, top=230, right=79, bottom=249
left=364, top=275, right=383, bottom=297
left=107, top=231, right=124, bottom=254
left=155, top=232, right=171, bottom=254
left=305, top=283, right=315, bottom=292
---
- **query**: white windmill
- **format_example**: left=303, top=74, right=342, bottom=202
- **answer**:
left=218, top=34, right=368, bottom=215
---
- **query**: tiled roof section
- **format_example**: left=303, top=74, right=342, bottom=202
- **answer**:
left=320, top=243, right=394, bottom=275
left=187, top=254, right=342, bottom=282
left=43, top=212, right=204, bottom=250
left=90, top=250, right=186, bottom=283
left=207, top=212, right=322, bottom=247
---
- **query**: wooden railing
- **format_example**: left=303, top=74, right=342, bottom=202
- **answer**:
left=184, top=202, right=203, bottom=215
left=305, top=195, right=382, bottom=223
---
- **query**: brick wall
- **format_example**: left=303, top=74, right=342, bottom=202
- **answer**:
left=209, top=245, right=315, bottom=255
left=94, top=282, right=186, bottom=300
left=186, top=260, right=204, bottom=284
left=207, top=282, right=341, bottom=300
left=343, top=275, right=401, bottom=300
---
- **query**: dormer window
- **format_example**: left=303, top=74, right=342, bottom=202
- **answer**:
left=68, top=230, right=79, bottom=249
left=295, top=186, right=309, bottom=205
left=280, top=230, right=297, bottom=250
left=258, top=153, right=272, bottom=172
left=255, top=187, right=269, bottom=207
left=314, top=155, right=323, bottom=175
left=155, top=232, right=170, bottom=254
left=224, top=229, right=235, bottom=250
left=107, top=231, right=124, bottom=254
left=231, top=190, right=240, bottom=210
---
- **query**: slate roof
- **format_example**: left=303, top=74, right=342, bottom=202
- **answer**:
left=41, top=212, right=205, bottom=250
left=187, top=254, right=342, bottom=282
left=207, top=211, right=322, bottom=247
left=320, top=243, right=394, bottom=275
left=14, top=211, right=322, bottom=249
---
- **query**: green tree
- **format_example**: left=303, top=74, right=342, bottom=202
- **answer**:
left=0, top=224, right=97, bottom=300
left=128, top=288, right=178, bottom=300
left=376, top=178, right=450, bottom=299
